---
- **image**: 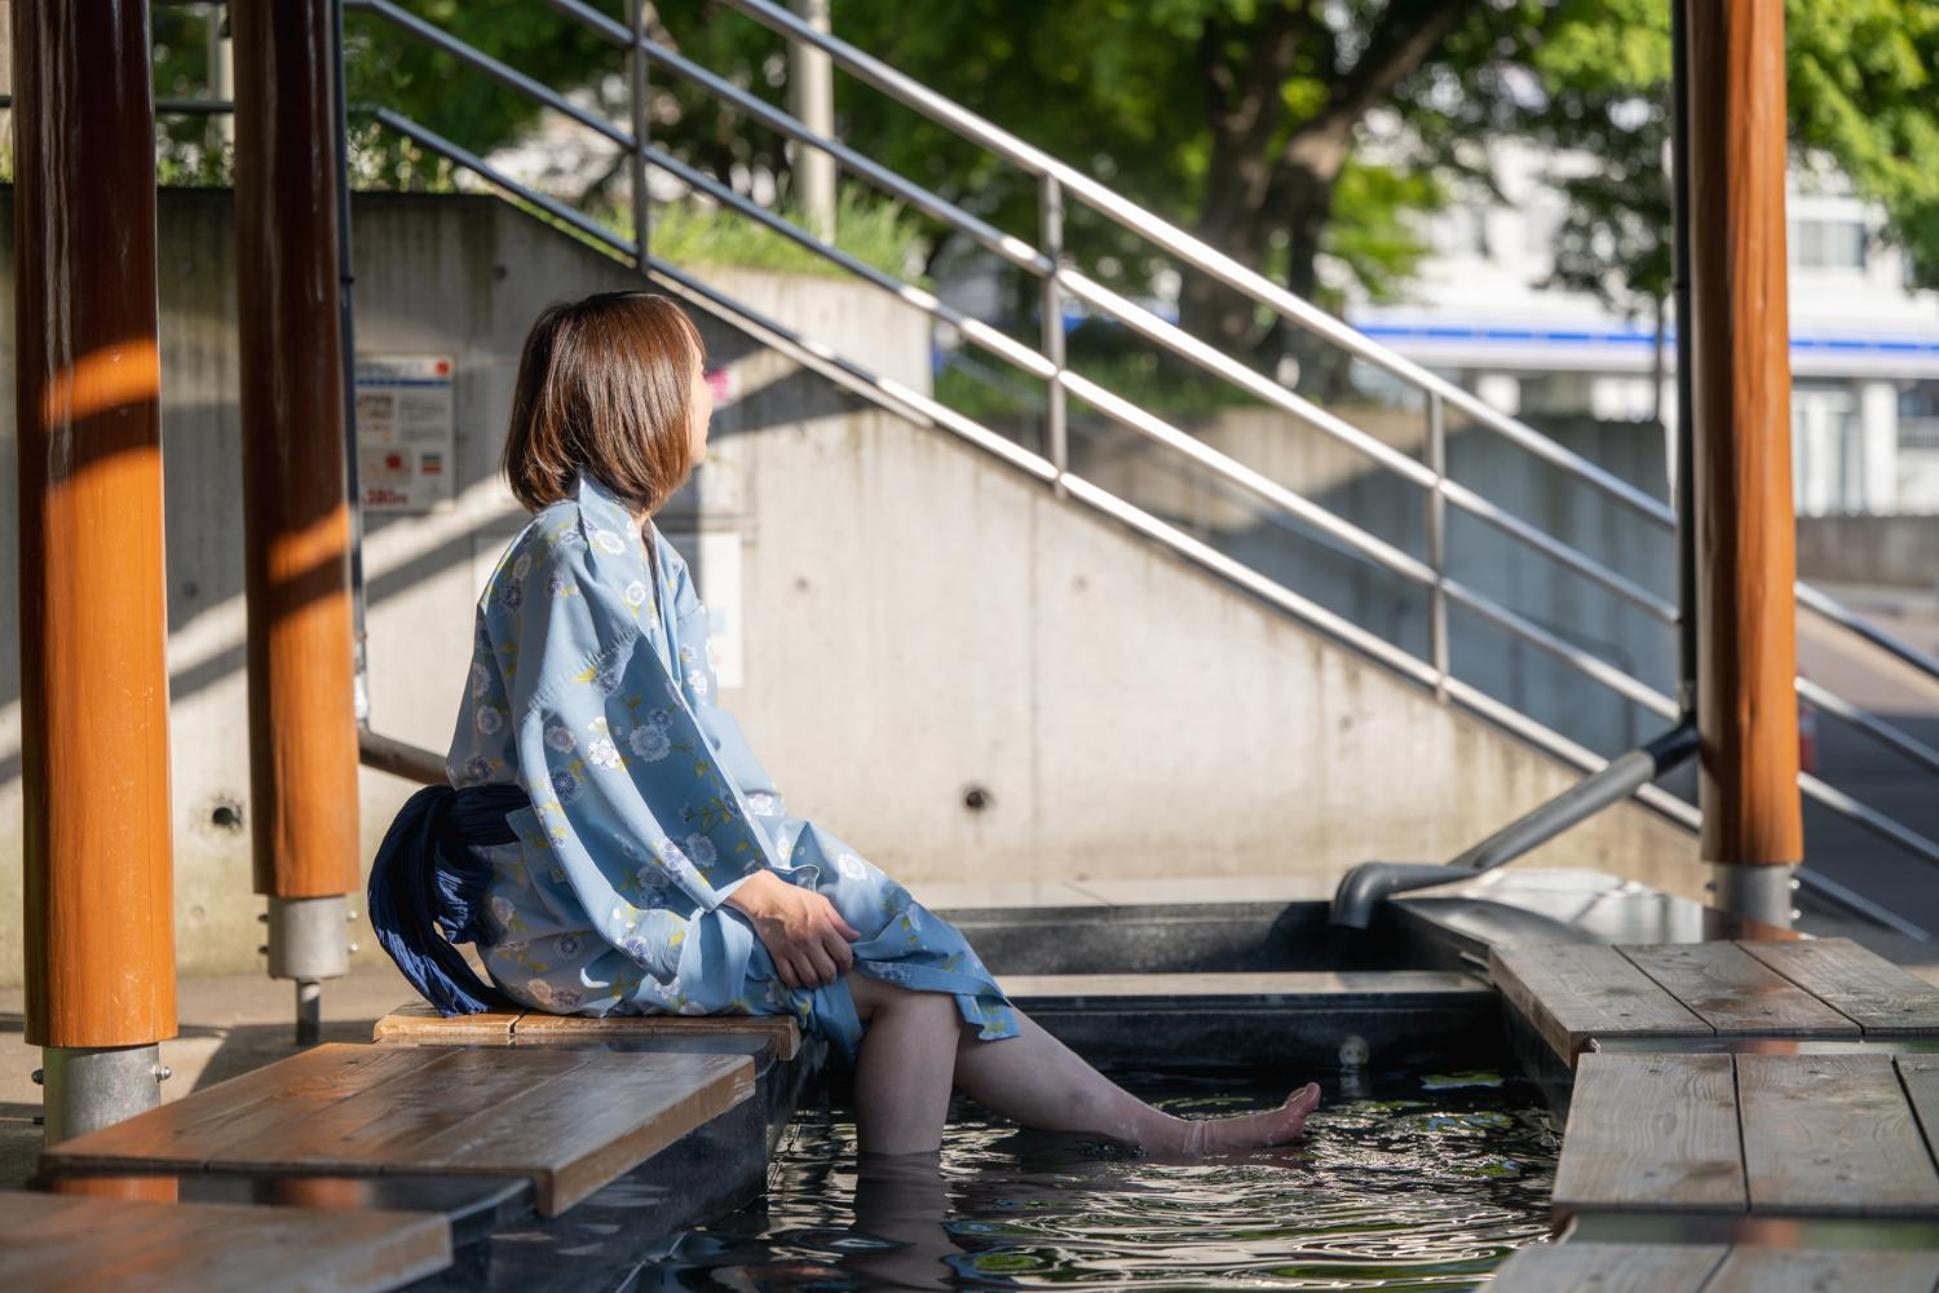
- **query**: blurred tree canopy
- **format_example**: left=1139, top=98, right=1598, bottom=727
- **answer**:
left=158, top=0, right=1939, bottom=377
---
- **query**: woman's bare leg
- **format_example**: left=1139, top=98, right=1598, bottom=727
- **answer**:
left=847, top=974, right=962, bottom=1155
left=843, top=977, right=1320, bottom=1155
left=952, top=1009, right=1320, bottom=1154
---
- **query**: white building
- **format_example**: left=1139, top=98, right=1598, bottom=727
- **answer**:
left=1349, top=142, right=1939, bottom=515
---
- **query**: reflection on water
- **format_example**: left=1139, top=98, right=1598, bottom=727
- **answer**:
left=657, top=1068, right=1557, bottom=1289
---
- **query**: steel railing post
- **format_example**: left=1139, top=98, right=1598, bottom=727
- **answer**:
left=1040, top=174, right=1067, bottom=485
left=629, top=0, right=650, bottom=268
left=1427, top=392, right=1450, bottom=698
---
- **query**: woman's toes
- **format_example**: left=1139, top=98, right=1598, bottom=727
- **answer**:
left=1268, top=1082, right=1321, bottom=1143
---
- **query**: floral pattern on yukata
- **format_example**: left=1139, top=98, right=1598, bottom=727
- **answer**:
left=445, top=472, right=1018, bottom=1055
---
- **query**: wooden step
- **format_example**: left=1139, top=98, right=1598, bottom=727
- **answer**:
left=1553, top=1051, right=1939, bottom=1222
left=1491, top=1241, right=1939, bottom=1292
left=1492, top=938, right=1939, bottom=1065
left=372, top=1001, right=801, bottom=1060
left=40, top=1043, right=754, bottom=1216
left=0, top=1189, right=450, bottom=1292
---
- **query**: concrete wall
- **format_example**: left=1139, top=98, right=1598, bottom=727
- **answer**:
left=1798, top=515, right=1939, bottom=591
left=1077, top=404, right=1680, bottom=759
left=0, top=189, right=1700, bottom=986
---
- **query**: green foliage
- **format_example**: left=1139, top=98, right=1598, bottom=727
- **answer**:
left=639, top=187, right=930, bottom=282
left=149, top=0, right=1939, bottom=328
left=1533, top=0, right=1939, bottom=309
left=1321, top=162, right=1447, bottom=307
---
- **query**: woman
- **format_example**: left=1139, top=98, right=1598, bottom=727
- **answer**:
left=371, top=290, right=1320, bottom=1156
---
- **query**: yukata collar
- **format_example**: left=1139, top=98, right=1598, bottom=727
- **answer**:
left=573, top=471, right=635, bottom=529
left=573, top=471, right=662, bottom=547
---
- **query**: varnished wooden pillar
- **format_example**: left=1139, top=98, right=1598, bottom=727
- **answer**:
left=14, top=0, right=177, bottom=1136
left=1685, top=0, right=1804, bottom=922
left=231, top=0, right=360, bottom=1028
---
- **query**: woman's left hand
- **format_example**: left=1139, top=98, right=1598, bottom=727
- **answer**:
left=726, top=870, right=862, bottom=989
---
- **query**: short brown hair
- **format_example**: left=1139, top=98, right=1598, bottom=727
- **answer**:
left=502, top=291, right=705, bottom=515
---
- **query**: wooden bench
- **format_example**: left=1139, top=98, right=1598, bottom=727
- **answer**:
left=40, top=1043, right=754, bottom=1216
left=1491, top=1241, right=1939, bottom=1292
left=1553, top=1051, right=1939, bottom=1222
left=0, top=1189, right=450, bottom=1292
left=372, top=1001, right=802, bottom=1061
left=1492, top=937, right=1939, bottom=1065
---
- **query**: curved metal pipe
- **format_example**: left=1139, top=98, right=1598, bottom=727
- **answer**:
left=1329, top=721, right=1699, bottom=928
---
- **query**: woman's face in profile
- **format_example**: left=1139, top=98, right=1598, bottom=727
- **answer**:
left=688, top=352, right=715, bottom=468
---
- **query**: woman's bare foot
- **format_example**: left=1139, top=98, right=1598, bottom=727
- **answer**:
left=1163, top=1082, right=1321, bottom=1155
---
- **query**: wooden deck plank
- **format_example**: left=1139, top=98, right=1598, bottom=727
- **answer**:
left=1620, top=943, right=1860, bottom=1038
left=1704, top=1247, right=1939, bottom=1293
left=1487, top=1241, right=1726, bottom=1292
left=511, top=1011, right=802, bottom=1061
left=238, top=1048, right=599, bottom=1169
left=398, top=1050, right=755, bottom=1214
left=1737, top=938, right=1939, bottom=1037
left=1551, top=1053, right=1746, bottom=1217
left=372, top=1002, right=803, bottom=1061
left=371, top=1002, right=520, bottom=1044
left=44, top=1044, right=432, bottom=1163
left=1737, top=1052, right=1939, bottom=1216
left=42, top=1043, right=756, bottom=1216
left=1490, top=943, right=1711, bottom=1064
left=0, top=1191, right=450, bottom=1293
left=1894, top=1056, right=1939, bottom=1177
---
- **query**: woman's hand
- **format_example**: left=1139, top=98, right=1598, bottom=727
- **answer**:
left=726, top=870, right=862, bottom=989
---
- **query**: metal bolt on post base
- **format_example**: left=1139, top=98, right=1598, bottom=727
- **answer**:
left=41, top=1044, right=166, bottom=1145
left=266, top=895, right=350, bottom=1044
left=1710, top=862, right=1798, bottom=931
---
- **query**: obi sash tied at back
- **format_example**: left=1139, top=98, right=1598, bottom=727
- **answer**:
left=368, top=783, right=530, bottom=1016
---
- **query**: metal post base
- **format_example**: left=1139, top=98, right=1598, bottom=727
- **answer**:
left=267, top=895, right=350, bottom=1043
left=42, top=1044, right=166, bottom=1144
left=1710, top=862, right=1799, bottom=930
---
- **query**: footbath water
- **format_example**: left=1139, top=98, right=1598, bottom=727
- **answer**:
left=651, top=1066, right=1557, bottom=1289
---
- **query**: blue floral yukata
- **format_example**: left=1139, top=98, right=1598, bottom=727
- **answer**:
left=443, top=472, right=1018, bottom=1056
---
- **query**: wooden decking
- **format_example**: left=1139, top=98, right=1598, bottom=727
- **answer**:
left=1491, top=1242, right=1939, bottom=1292
left=39, top=1043, right=754, bottom=1216
left=371, top=1000, right=803, bottom=1060
left=0, top=1189, right=452, bottom=1292
left=1496, top=932, right=1939, bottom=1286
left=1493, top=937, right=1939, bottom=1065
left=1553, top=1051, right=1939, bottom=1220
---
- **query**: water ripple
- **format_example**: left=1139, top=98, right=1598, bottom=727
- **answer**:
left=666, top=1069, right=1556, bottom=1290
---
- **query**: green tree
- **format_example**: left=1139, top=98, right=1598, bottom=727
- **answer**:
left=327, top=0, right=1939, bottom=385
left=1529, top=0, right=1939, bottom=372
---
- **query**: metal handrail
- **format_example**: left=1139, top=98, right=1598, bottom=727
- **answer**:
left=342, top=7, right=1939, bottom=890
left=1797, top=677, right=1939, bottom=779
left=350, top=0, right=1683, bottom=724
left=709, top=0, right=1675, bottom=527
left=704, top=0, right=1939, bottom=700
left=531, top=0, right=1682, bottom=633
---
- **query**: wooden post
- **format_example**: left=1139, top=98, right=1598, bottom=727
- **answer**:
left=14, top=0, right=176, bottom=1136
left=1684, top=0, right=1804, bottom=924
left=231, top=0, right=360, bottom=1029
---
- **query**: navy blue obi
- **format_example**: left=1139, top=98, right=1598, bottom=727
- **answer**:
left=368, top=782, right=530, bottom=1016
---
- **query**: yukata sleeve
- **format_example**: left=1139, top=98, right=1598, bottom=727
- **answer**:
left=665, top=548, right=786, bottom=818
left=492, top=533, right=771, bottom=934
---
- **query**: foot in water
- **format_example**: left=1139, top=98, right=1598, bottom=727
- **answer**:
left=1168, top=1082, right=1322, bottom=1155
